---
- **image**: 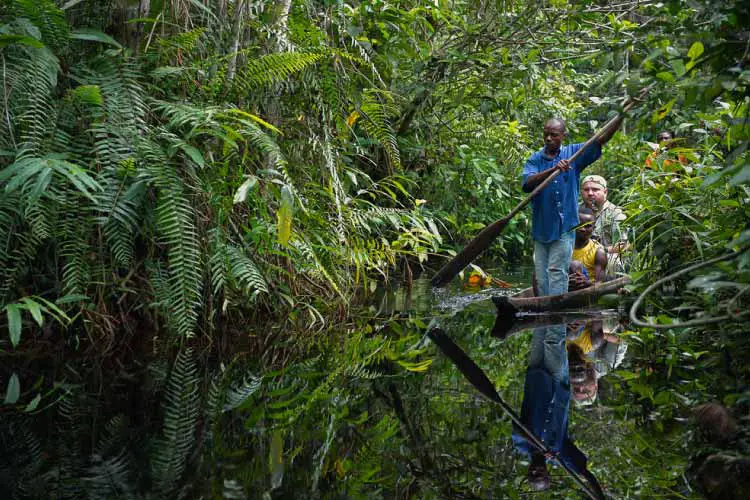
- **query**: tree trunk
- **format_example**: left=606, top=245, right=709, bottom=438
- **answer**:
left=224, top=0, right=245, bottom=87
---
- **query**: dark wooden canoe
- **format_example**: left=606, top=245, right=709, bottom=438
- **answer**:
left=492, top=276, right=630, bottom=317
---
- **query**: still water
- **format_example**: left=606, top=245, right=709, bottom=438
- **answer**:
left=1, top=267, right=737, bottom=499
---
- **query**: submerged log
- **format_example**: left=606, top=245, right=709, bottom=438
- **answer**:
left=492, top=276, right=630, bottom=316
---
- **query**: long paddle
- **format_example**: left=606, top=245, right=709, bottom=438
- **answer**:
left=428, top=327, right=603, bottom=499
left=431, top=89, right=651, bottom=288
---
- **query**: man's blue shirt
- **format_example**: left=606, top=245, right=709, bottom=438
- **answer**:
left=511, top=367, right=587, bottom=475
left=522, top=142, right=602, bottom=243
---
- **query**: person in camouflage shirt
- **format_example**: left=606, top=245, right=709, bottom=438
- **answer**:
left=580, top=175, right=627, bottom=273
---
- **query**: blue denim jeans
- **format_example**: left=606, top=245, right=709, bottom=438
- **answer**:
left=533, top=232, right=574, bottom=297
left=528, top=325, right=569, bottom=384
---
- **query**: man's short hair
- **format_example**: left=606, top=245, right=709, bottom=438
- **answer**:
left=544, top=117, right=566, bottom=132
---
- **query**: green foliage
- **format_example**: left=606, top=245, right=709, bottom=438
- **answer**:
left=2, top=0, right=750, bottom=498
left=151, top=349, right=200, bottom=495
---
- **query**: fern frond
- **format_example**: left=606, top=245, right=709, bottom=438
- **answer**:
left=0, top=419, right=50, bottom=499
left=151, top=349, right=200, bottom=495
left=231, top=52, right=325, bottom=94
left=223, top=375, right=263, bottom=412
left=97, top=175, right=144, bottom=268
left=9, top=0, right=69, bottom=50
left=83, top=448, right=136, bottom=500
left=155, top=187, right=202, bottom=337
left=208, top=231, right=228, bottom=297
left=292, top=238, right=343, bottom=296
left=359, top=89, right=402, bottom=171
left=61, top=222, right=90, bottom=296
left=1, top=44, right=60, bottom=156
left=226, top=245, right=268, bottom=296
left=345, top=362, right=387, bottom=380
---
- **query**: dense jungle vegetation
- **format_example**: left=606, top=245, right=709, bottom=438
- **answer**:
left=1, top=0, right=749, bottom=498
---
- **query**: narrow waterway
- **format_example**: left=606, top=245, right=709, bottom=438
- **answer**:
left=1, top=267, right=732, bottom=499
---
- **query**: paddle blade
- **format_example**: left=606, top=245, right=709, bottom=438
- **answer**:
left=427, top=328, right=502, bottom=403
left=492, top=295, right=519, bottom=318
left=431, top=217, right=510, bottom=287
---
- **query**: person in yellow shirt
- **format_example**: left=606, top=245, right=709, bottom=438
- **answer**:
left=571, top=206, right=607, bottom=282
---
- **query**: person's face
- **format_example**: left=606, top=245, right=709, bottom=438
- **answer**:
left=582, top=181, right=607, bottom=208
left=543, top=123, right=566, bottom=154
left=657, top=131, right=673, bottom=146
left=576, top=213, right=595, bottom=240
left=528, top=462, right=551, bottom=490
left=572, top=378, right=598, bottom=401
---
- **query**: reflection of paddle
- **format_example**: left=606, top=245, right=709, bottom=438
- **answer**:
left=430, top=88, right=652, bottom=288
left=428, top=328, right=602, bottom=500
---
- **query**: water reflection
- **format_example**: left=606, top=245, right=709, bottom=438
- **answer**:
left=433, top=305, right=627, bottom=498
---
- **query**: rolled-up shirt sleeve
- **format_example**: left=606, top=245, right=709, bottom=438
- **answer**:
left=522, top=155, right=540, bottom=192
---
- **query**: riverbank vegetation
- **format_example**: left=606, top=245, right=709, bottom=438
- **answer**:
left=1, top=0, right=748, bottom=498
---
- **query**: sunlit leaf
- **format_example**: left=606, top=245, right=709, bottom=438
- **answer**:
left=277, top=186, right=294, bottom=246
left=233, top=176, right=258, bottom=204
left=687, top=41, right=704, bottom=60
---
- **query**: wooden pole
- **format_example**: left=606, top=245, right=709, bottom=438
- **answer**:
left=431, top=87, right=652, bottom=288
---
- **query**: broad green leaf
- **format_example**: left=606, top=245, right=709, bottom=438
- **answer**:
left=19, top=297, right=44, bottom=326
left=4, top=373, right=20, bottom=404
left=269, top=431, right=284, bottom=490
left=32, top=296, right=71, bottom=325
left=656, top=72, right=674, bottom=83
left=233, top=176, right=258, bottom=204
left=24, top=393, right=41, bottom=412
left=69, top=85, right=103, bottom=106
left=0, top=157, right=45, bottom=190
left=71, top=29, right=123, bottom=49
left=179, top=144, right=205, bottom=168
left=56, top=294, right=89, bottom=305
left=28, top=167, right=52, bottom=200
left=730, top=164, right=750, bottom=186
left=6, top=304, right=22, bottom=347
left=687, top=41, right=704, bottom=60
left=276, top=186, right=294, bottom=246
left=651, top=98, right=676, bottom=124
left=55, top=161, right=102, bottom=201
left=719, top=199, right=740, bottom=208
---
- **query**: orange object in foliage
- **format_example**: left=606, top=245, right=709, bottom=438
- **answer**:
left=465, top=272, right=511, bottom=288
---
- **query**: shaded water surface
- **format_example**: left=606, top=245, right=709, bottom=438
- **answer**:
left=1, top=267, right=740, bottom=499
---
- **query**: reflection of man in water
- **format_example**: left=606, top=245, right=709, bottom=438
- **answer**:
left=512, top=325, right=604, bottom=495
left=567, top=319, right=628, bottom=404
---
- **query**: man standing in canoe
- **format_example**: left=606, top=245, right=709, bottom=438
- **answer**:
left=522, top=117, right=622, bottom=296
